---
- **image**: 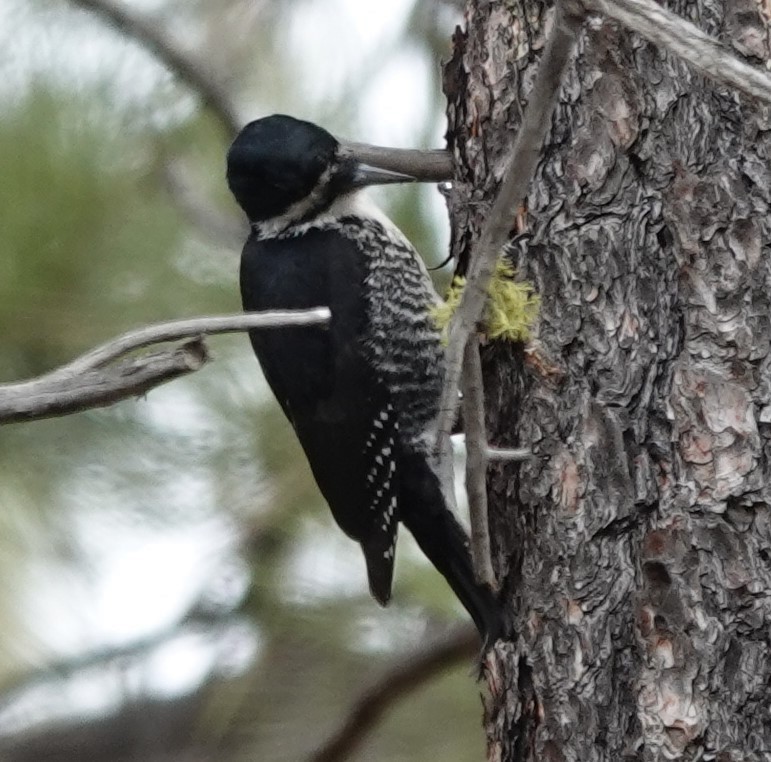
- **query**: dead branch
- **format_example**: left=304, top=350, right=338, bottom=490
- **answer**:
left=435, top=0, right=583, bottom=448
left=582, top=0, right=771, bottom=107
left=53, top=309, right=330, bottom=376
left=308, top=624, right=478, bottom=762
left=1, top=309, right=330, bottom=424
left=461, top=336, right=496, bottom=589
left=0, top=341, right=208, bottom=425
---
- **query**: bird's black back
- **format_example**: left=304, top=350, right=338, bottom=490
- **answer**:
left=240, top=227, right=400, bottom=602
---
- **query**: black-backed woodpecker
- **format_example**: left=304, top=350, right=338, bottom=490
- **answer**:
left=227, top=114, right=500, bottom=644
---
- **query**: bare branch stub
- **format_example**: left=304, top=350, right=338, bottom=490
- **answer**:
left=486, top=446, right=531, bottom=462
left=51, top=308, right=331, bottom=377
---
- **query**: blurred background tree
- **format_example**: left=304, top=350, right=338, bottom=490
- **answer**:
left=0, top=0, right=488, bottom=759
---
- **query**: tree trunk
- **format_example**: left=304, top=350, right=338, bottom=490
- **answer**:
left=444, top=1, right=771, bottom=759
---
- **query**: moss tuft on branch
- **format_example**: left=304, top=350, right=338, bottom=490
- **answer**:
left=433, top=260, right=540, bottom=343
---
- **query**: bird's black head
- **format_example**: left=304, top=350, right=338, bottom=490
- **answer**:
left=227, top=115, right=413, bottom=229
left=227, top=115, right=338, bottom=224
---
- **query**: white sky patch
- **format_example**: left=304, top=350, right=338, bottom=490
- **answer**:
left=356, top=609, right=429, bottom=653
left=340, top=0, right=416, bottom=47
left=288, top=0, right=419, bottom=129
left=139, top=382, right=222, bottom=440
left=285, top=519, right=369, bottom=604
left=289, top=0, right=416, bottom=82
left=142, top=618, right=259, bottom=698
left=211, top=618, right=260, bottom=677
left=12, top=562, right=101, bottom=660
left=88, top=529, right=228, bottom=644
left=142, top=631, right=219, bottom=699
left=0, top=0, right=195, bottom=123
left=359, top=50, right=434, bottom=147
left=0, top=620, right=260, bottom=737
left=11, top=516, right=241, bottom=660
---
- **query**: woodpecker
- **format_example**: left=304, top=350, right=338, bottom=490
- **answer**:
left=227, top=114, right=500, bottom=644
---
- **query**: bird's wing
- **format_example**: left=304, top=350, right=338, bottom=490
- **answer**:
left=240, top=229, right=400, bottom=604
left=295, top=231, right=401, bottom=604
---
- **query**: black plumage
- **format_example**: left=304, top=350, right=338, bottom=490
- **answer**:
left=241, top=228, right=398, bottom=601
left=228, top=115, right=500, bottom=643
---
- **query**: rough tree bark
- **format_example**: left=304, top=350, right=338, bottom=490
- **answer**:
left=445, top=0, right=771, bottom=760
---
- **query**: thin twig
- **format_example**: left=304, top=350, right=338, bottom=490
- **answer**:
left=1, top=309, right=330, bottom=424
left=49, top=309, right=330, bottom=377
left=309, top=624, right=478, bottom=762
left=341, top=141, right=453, bottom=183
left=486, top=446, right=532, bottom=461
left=68, top=0, right=240, bottom=136
left=461, top=337, right=496, bottom=589
left=436, top=1, right=584, bottom=448
left=582, top=0, right=771, bottom=107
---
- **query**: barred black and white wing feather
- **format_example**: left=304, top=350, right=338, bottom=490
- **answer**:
left=340, top=212, right=501, bottom=640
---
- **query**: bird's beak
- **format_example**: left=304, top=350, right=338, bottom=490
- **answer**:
left=349, top=162, right=416, bottom=188
left=340, top=141, right=417, bottom=188
left=339, top=140, right=452, bottom=184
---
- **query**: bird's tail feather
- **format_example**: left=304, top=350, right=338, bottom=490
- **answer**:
left=399, top=453, right=502, bottom=646
left=363, top=544, right=394, bottom=606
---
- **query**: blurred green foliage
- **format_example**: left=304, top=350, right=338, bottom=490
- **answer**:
left=0, top=87, right=237, bottom=380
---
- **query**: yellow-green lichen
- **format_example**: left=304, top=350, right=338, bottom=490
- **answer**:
left=431, top=259, right=540, bottom=343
